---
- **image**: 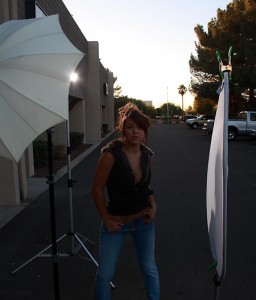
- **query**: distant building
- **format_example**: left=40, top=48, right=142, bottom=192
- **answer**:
left=0, top=0, right=114, bottom=205
left=143, top=101, right=153, bottom=106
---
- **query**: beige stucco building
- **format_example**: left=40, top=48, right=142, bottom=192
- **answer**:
left=0, top=0, right=114, bottom=205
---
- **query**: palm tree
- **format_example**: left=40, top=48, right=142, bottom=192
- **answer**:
left=178, top=84, right=187, bottom=119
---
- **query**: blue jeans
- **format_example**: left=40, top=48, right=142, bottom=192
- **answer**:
left=94, top=217, right=160, bottom=300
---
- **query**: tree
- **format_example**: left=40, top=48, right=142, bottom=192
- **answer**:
left=106, top=69, right=122, bottom=98
left=114, top=96, right=157, bottom=121
left=193, top=96, right=216, bottom=114
left=157, top=103, right=182, bottom=118
left=177, top=84, right=187, bottom=116
left=189, top=0, right=256, bottom=115
left=113, top=74, right=122, bottom=98
left=185, top=106, right=195, bottom=114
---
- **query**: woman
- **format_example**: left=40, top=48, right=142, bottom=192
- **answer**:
left=92, top=102, right=160, bottom=300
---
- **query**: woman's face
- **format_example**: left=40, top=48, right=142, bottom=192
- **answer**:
left=123, top=118, right=146, bottom=144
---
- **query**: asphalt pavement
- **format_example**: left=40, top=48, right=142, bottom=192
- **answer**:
left=1, top=123, right=256, bottom=300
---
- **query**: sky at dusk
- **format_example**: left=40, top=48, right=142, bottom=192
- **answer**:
left=63, top=0, right=231, bottom=108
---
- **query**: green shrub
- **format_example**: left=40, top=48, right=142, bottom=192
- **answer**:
left=33, top=140, right=48, bottom=167
left=70, top=132, right=84, bottom=149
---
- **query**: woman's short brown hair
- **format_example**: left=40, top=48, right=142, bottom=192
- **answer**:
left=116, top=102, right=151, bottom=138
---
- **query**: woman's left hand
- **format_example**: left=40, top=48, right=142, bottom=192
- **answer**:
left=142, top=205, right=157, bottom=224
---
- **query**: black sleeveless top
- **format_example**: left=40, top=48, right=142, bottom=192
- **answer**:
left=102, top=139, right=154, bottom=216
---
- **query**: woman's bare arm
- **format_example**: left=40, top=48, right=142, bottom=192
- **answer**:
left=91, top=151, right=124, bottom=232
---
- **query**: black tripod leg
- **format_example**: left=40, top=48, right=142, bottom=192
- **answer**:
left=213, top=274, right=221, bottom=300
left=47, top=128, right=60, bottom=300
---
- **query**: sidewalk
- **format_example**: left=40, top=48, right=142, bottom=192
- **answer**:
left=0, top=132, right=114, bottom=229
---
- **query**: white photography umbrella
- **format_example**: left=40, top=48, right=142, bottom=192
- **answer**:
left=0, top=14, right=84, bottom=162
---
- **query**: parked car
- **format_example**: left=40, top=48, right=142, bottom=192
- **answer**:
left=228, top=111, right=256, bottom=140
left=202, top=119, right=214, bottom=134
left=202, top=111, right=256, bottom=140
left=180, top=114, right=197, bottom=122
left=249, top=129, right=256, bottom=140
left=186, top=114, right=215, bottom=129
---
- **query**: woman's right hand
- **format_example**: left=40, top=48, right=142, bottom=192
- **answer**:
left=104, top=218, right=124, bottom=232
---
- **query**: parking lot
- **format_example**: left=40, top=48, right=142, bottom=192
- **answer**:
left=0, top=123, right=256, bottom=299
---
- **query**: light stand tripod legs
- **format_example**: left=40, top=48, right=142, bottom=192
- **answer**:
left=12, top=234, right=65, bottom=274
left=12, top=124, right=115, bottom=292
left=74, top=233, right=115, bottom=289
left=65, top=121, right=115, bottom=289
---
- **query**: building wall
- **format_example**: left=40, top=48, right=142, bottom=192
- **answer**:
left=0, top=0, right=114, bottom=205
left=0, top=158, right=20, bottom=205
left=0, top=0, right=21, bottom=205
left=99, top=63, right=115, bottom=132
left=107, top=71, right=115, bottom=131
left=0, top=0, right=18, bottom=22
left=85, top=41, right=102, bottom=143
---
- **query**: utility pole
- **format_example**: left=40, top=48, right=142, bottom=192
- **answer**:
left=167, top=86, right=169, bottom=123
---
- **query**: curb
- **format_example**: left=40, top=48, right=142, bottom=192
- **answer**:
left=0, top=131, right=115, bottom=229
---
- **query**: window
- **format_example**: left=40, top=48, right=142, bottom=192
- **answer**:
left=238, top=112, right=247, bottom=120
left=103, top=83, right=109, bottom=95
left=250, top=113, right=256, bottom=121
left=35, top=3, right=47, bottom=18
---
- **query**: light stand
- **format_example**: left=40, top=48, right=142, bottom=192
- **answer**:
left=60, top=120, right=115, bottom=288
left=12, top=123, right=115, bottom=289
left=12, top=128, right=60, bottom=300
left=213, top=274, right=221, bottom=300
left=47, top=127, right=61, bottom=300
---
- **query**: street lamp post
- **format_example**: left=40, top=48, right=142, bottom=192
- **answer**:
left=167, top=86, right=169, bottom=123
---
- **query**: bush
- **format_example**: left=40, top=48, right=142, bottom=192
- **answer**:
left=33, top=140, right=48, bottom=167
left=70, top=132, right=84, bottom=149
